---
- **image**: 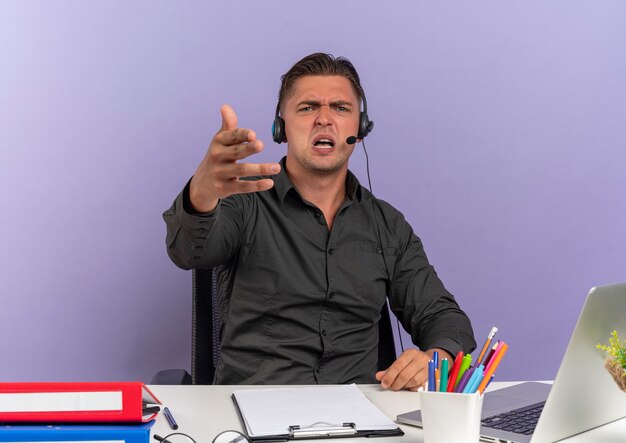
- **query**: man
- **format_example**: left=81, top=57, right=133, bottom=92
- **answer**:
left=164, top=53, right=476, bottom=390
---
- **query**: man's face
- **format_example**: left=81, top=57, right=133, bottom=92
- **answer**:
left=282, top=75, right=360, bottom=176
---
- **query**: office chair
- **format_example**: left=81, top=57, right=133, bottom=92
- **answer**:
left=151, top=268, right=397, bottom=385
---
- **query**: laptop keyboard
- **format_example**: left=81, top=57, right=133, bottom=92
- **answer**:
left=481, top=401, right=545, bottom=435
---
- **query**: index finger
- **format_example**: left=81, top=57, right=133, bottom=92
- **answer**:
left=380, top=351, right=428, bottom=390
left=379, top=356, right=411, bottom=389
left=215, top=127, right=257, bottom=146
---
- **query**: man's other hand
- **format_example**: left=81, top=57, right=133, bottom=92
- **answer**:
left=375, top=348, right=453, bottom=391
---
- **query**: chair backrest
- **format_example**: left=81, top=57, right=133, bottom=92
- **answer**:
left=190, top=268, right=397, bottom=385
left=191, top=268, right=221, bottom=385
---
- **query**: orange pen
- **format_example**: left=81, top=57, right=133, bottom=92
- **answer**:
left=477, top=342, right=509, bottom=394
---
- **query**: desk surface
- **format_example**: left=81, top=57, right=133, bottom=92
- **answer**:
left=149, top=383, right=626, bottom=443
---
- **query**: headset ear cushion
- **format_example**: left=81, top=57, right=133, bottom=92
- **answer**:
left=272, top=116, right=286, bottom=143
left=358, top=112, right=372, bottom=139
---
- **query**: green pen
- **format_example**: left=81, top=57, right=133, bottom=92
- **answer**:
left=454, top=354, right=473, bottom=388
left=439, top=358, right=449, bottom=392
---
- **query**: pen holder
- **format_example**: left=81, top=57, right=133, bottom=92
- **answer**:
left=418, top=390, right=484, bottom=443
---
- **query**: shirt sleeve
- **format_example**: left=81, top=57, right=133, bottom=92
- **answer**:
left=162, top=180, right=245, bottom=270
left=386, top=214, right=477, bottom=357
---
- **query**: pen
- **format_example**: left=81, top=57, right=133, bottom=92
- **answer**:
left=446, top=352, right=464, bottom=392
left=476, top=326, right=498, bottom=365
left=482, top=341, right=499, bottom=368
left=478, top=342, right=509, bottom=394
left=468, top=371, right=485, bottom=394
left=433, top=350, right=439, bottom=369
left=163, top=406, right=178, bottom=430
left=428, top=360, right=436, bottom=391
left=455, top=367, right=474, bottom=393
left=485, top=341, right=506, bottom=374
left=463, top=364, right=484, bottom=393
left=439, top=358, right=449, bottom=392
left=485, top=374, right=495, bottom=390
left=455, top=354, right=473, bottom=388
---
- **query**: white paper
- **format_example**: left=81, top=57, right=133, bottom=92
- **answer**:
left=233, top=384, right=398, bottom=437
left=0, top=391, right=123, bottom=412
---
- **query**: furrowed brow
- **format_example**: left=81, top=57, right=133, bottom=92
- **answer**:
left=296, top=100, right=354, bottom=107
left=330, top=100, right=353, bottom=107
left=297, top=100, right=322, bottom=107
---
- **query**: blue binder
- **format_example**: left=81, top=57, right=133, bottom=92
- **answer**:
left=0, top=421, right=154, bottom=443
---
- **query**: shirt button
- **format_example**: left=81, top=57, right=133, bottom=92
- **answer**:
left=328, top=249, right=334, bottom=255
left=328, top=291, right=335, bottom=299
left=315, top=365, right=321, bottom=373
left=376, top=247, right=383, bottom=254
left=322, top=330, right=327, bottom=336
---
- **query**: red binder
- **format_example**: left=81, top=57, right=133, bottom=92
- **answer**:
left=0, top=382, right=161, bottom=423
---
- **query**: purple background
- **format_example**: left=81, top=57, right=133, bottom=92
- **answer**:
left=1, top=1, right=625, bottom=383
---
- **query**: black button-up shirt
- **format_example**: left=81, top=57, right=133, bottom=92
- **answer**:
left=163, top=157, right=475, bottom=384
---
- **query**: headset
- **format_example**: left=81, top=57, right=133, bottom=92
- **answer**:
left=271, top=93, right=374, bottom=144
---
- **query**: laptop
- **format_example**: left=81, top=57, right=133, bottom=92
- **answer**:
left=397, top=282, right=626, bottom=443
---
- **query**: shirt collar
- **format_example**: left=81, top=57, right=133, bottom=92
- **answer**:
left=272, top=156, right=362, bottom=203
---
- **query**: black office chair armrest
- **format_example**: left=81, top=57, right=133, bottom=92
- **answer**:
left=151, top=369, right=192, bottom=385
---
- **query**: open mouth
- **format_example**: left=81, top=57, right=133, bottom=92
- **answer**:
left=312, top=135, right=336, bottom=149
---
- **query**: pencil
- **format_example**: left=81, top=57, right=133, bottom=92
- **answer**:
left=482, top=341, right=499, bottom=369
left=476, top=326, right=498, bottom=365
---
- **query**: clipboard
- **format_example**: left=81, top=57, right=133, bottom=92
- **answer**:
left=232, top=385, right=404, bottom=441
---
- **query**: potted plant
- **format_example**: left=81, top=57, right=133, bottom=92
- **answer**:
left=597, top=330, right=626, bottom=392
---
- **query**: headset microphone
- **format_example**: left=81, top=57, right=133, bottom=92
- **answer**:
left=346, top=136, right=358, bottom=145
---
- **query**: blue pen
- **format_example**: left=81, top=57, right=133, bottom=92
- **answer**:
left=163, top=406, right=178, bottom=430
left=462, top=367, right=479, bottom=393
left=468, top=372, right=485, bottom=394
left=433, top=350, right=439, bottom=369
left=463, top=364, right=484, bottom=393
left=428, top=360, right=436, bottom=391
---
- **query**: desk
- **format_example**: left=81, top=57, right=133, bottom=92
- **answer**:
left=149, top=383, right=626, bottom=443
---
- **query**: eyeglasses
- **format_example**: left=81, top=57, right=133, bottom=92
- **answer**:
left=154, top=430, right=250, bottom=443
left=212, top=431, right=250, bottom=443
